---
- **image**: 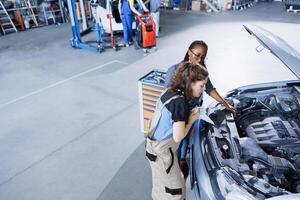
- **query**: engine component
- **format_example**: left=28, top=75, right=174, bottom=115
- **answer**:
left=267, top=155, right=295, bottom=176
left=216, top=137, right=233, bottom=159
left=293, top=155, right=300, bottom=169
left=243, top=175, right=289, bottom=197
left=209, top=84, right=300, bottom=196
left=240, top=138, right=295, bottom=176
left=245, top=117, right=300, bottom=149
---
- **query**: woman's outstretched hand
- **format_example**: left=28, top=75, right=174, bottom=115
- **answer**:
left=225, top=104, right=236, bottom=116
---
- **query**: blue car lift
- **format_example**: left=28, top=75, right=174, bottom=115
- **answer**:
left=66, top=0, right=104, bottom=53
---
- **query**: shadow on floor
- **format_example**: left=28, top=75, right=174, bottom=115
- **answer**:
left=97, top=142, right=152, bottom=200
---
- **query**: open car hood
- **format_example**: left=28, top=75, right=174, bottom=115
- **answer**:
left=243, top=24, right=300, bottom=79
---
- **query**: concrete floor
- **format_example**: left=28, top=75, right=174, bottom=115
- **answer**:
left=0, top=2, right=299, bottom=200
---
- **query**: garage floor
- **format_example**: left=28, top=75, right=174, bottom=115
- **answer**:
left=0, top=2, right=299, bottom=200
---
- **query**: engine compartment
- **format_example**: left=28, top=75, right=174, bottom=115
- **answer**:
left=207, top=84, right=300, bottom=197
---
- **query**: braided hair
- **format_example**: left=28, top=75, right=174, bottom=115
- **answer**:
left=184, top=40, right=208, bottom=66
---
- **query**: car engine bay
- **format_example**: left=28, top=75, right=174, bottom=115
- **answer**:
left=206, top=83, right=300, bottom=198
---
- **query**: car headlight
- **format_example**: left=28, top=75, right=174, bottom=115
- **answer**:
left=215, top=169, right=256, bottom=200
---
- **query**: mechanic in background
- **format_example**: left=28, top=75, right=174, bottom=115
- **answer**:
left=118, top=0, right=141, bottom=46
left=146, top=62, right=209, bottom=199
left=164, top=40, right=236, bottom=179
left=144, top=0, right=160, bottom=37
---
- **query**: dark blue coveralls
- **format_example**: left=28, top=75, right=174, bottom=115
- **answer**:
left=121, top=0, right=134, bottom=44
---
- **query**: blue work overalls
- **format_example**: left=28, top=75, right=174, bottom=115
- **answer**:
left=121, top=0, right=134, bottom=44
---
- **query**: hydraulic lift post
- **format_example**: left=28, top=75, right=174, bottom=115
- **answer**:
left=67, top=0, right=103, bottom=52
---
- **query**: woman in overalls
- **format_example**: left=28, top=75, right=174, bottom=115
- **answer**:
left=118, top=0, right=141, bottom=46
left=146, top=62, right=209, bottom=200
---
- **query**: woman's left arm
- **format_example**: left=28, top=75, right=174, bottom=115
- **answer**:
left=129, top=0, right=141, bottom=15
left=173, top=110, right=199, bottom=143
left=209, top=89, right=236, bottom=115
left=205, top=78, right=236, bottom=115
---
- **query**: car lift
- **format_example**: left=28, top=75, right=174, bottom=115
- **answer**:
left=66, top=0, right=119, bottom=53
left=66, top=0, right=149, bottom=53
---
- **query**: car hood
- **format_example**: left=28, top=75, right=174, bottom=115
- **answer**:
left=243, top=24, right=300, bottom=79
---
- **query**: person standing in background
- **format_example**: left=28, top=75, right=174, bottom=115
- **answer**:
left=145, top=0, right=160, bottom=37
left=118, top=0, right=142, bottom=46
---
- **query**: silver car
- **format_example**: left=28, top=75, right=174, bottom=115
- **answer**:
left=188, top=25, right=300, bottom=200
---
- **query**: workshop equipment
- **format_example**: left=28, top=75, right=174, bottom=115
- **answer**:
left=0, top=0, right=17, bottom=35
left=67, top=0, right=124, bottom=53
left=138, top=70, right=166, bottom=134
left=96, top=0, right=131, bottom=33
left=67, top=0, right=101, bottom=52
left=67, top=0, right=104, bottom=52
left=107, top=13, right=120, bottom=50
left=24, top=0, right=38, bottom=26
left=135, top=13, right=156, bottom=51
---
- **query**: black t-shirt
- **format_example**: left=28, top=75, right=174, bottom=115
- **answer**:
left=152, top=90, right=190, bottom=141
left=161, top=91, right=189, bottom=123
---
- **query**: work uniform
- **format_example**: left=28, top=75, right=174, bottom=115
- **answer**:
left=164, top=63, right=215, bottom=161
left=146, top=91, right=189, bottom=200
left=121, top=0, right=134, bottom=44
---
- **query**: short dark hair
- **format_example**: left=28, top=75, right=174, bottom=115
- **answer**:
left=168, top=61, right=209, bottom=100
left=184, top=40, right=208, bottom=66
